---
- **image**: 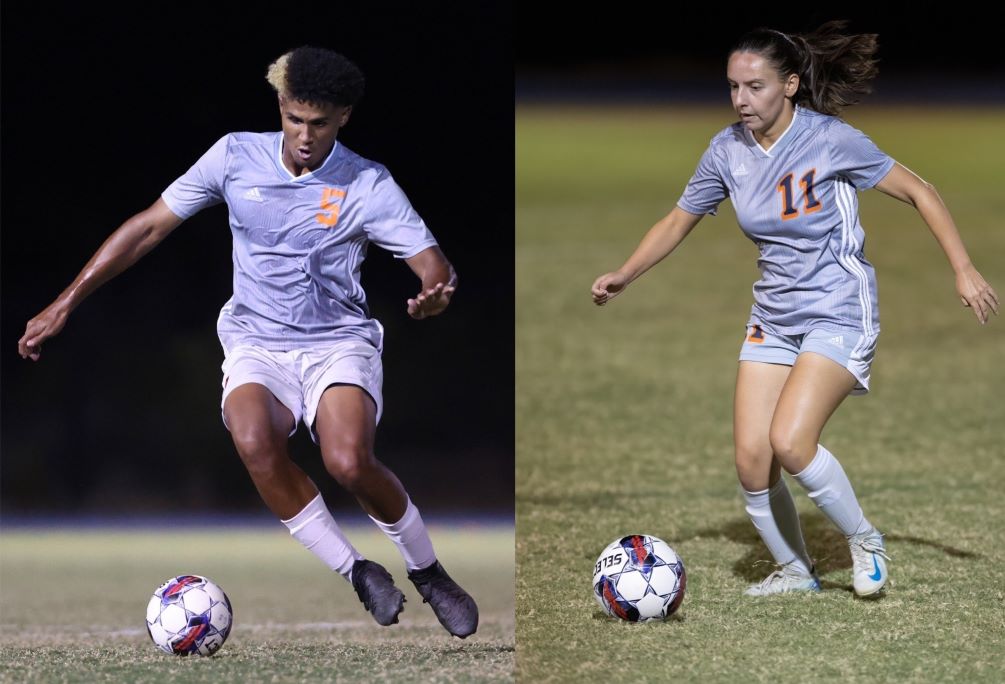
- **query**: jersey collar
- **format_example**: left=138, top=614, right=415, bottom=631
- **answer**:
left=745, top=104, right=802, bottom=158
left=275, top=135, right=340, bottom=181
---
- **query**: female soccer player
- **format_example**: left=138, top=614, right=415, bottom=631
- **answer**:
left=18, top=46, right=478, bottom=636
left=591, top=21, right=998, bottom=597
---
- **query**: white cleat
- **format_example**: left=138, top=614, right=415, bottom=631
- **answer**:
left=849, top=528, right=890, bottom=597
left=744, top=564, right=821, bottom=597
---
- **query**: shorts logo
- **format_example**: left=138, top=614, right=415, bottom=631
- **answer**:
left=316, top=187, right=347, bottom=228
left=747, top=325, right=765, bottom=344
left=828, top=335, right=845, bottom=347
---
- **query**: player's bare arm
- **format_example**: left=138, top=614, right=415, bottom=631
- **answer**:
left=18, top=198, right=184, bottom=361
left=591, top=206, right=704, bottom=306
left=404, top=246, right=456, bottom=319
left=875, top=163, right=999, bottom=324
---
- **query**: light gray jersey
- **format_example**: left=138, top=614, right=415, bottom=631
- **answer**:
left=678, top=104, right=895, bottom=335
left=162, top=133, right=438, bottom=352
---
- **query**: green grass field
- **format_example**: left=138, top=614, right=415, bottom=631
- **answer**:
left=516, top=105, right=1005, bottom=682
left=0, top=525, right=513, bottom=683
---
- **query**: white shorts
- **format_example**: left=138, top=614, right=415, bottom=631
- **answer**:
left=220, top=339, right=384, bottom=444
left=738, top=325, right=878, bottom=395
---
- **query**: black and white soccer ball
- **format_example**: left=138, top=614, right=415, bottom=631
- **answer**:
left=592, top=534, right=686, bottom=622
left=145, top=574, right=233, bottom=656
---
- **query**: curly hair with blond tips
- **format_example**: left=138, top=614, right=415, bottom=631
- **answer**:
left=730, top=19, right=881, bottom=116
left=266, top=46, right=365, bottom=107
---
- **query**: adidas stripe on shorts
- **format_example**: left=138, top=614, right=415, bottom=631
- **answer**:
left=739, top=324, right=878, bottom=395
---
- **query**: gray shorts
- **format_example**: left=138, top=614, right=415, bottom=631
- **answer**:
left=220, top=339, right=384, bottom=444
left=738, top=324, right=878, bottom=395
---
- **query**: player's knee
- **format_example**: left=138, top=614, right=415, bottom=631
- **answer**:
left=323, top=442, right=375, bottom=491
left=734, top=437, right=772, bottom=467
left=734, top=443, right=773, bottom=491
left=231, top=425, right=288, bottom=477
left=768, top=427, right=813, bottom=471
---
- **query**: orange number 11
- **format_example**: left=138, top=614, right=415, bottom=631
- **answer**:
left=777, top=169, right=822, bottom=221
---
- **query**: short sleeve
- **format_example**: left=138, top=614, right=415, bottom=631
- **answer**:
left=827, top=120, right=896, bottom=190
left=161, top=135, right=229, bottom=219
left=363, top=168, right=438, bottom=259
left=677, top=144, right=728, bottom=217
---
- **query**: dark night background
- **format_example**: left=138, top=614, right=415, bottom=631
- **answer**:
left=516, top=6, right=1004, bottom=103
left=1, top=4, right=513, bottom=518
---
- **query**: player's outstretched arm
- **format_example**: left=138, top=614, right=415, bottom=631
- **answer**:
left=875, top=163, right=999, bottom=325
left=591, top=206, right=704, bottom=306
left=404, top=246, right=457, bottom=320
left=18, top=198, right=185, bottom=361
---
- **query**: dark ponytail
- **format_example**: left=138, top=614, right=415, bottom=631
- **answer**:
left=730, top=20, right=880, bottom=116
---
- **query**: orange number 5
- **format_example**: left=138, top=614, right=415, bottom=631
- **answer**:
left=316, top=187, right=346, bottom=227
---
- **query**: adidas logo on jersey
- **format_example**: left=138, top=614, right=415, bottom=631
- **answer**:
left=827, top=335, right=845, bottom=347
left=733, top=163, right=749, bottom=177
left=242, top=187, right=265, bottom=202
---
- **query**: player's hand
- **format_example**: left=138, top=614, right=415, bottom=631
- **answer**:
left=18, top=301, right=70, bottom=361
left=955, top=264, right=999, bottom=325
left=591, top=271, right=630, bottom=306
left=407, top=282, right=455, bottom=320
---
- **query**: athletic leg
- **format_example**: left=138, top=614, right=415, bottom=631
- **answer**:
left=734, top=361, right=818, bottom=595
left=224, top=383, right=314, bottom=518
left=734, top=360, right=789, bottom=492
left=314, top=383, right=478, bottom=637
left=769, top=351, right=867, bottom=528
left=224, top=383, right=364, bottom=585
left=313, top=384, right=408, bottom=523
left=770, top=352, right=889, bottom=596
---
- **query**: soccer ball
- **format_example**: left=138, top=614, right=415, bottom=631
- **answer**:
left=145, top=575, right=233, bottom=656
left=593, top=534, right=686, bottom=622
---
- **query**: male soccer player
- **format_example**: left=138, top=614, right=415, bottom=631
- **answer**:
left=19, top=46, right=478, bottom=638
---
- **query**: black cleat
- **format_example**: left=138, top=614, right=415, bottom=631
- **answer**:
left=351, top=559, right=405, bottom=626
left=407, top=561, right=479, bottom=638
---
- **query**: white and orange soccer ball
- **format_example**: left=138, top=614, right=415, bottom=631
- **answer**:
left=145, top=575, right=233, bottom=656
left=592, top=534, right=686, bottom=622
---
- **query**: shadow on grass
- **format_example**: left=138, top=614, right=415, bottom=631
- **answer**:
left=679, top=514, right=980, bottom=583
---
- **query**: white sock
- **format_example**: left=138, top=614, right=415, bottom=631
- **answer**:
left=742, top=479, right=813, bottom=575
left=282, top=493, right=363, bottom=581
left=793, top=444, right=872, bottom=537
left=369, top=497, right=436, bottom=571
